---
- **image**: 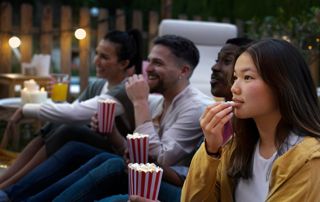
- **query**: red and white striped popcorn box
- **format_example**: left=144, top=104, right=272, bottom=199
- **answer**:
left=127, top=133, right=149, bottom=164
left=128, top=163, right=163, bottom=200
left=97, top=99, right=116, bottom=134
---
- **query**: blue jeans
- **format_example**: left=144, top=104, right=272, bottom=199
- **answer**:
left=54, top=158, right=126, bottom=202
left=4, top=141, right=109, bottom=202
left=26, top=152, right=118, bottom=201
left=98, top=181, right=181, bottom=202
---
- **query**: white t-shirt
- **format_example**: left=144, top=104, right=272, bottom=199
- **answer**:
left=235, top=133, right=302, bottom=202
left=235, top=142, right=277, bottom=202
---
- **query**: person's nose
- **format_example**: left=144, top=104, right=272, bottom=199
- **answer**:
left=94, top=55, right=99, bottom=66
left=212, top=63, right=220, bottom=72
left=231, top=79, right=240, bottom=95
left=146, top=62, right=154, bottom=73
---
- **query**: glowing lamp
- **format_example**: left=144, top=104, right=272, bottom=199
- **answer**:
left=8, top=36, right=21, bottom=48
left=74, top=28, right=86, bottom=40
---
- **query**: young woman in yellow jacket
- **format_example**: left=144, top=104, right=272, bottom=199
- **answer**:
left=182, top=39, right=320, bottom=202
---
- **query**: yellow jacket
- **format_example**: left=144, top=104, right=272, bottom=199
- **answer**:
left=181, top=136, right=320, bottom=202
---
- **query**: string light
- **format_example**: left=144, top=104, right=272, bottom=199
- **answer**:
left=74, top=28, right=86, bottom=40
left=8, top=36, right=21, bottom=48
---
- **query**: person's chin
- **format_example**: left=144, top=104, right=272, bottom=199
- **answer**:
left=234, top=108, right=248, bottom=119
left=211, top=88, right=222, bottom=97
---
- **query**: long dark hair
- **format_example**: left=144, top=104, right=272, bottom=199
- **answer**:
left=104, top=29, right=143, bottom=74
left=228, top=39, right=320, bottom=180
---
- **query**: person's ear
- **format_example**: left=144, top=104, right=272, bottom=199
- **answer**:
left=180, top=64, right=191, bottom=79
left=119, top=60, right=130, bottom=71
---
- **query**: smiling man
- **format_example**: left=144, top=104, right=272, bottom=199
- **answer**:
left=125, top=34, right=211, bottom=166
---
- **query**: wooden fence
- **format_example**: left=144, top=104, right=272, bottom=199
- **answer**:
left=0, top=2, right=162, bottom=93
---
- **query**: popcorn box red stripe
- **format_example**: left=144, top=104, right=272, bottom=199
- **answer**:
left=137, top=138, right=141, bottom=163
left=132, top=139, right=137, bottom=163
left=134, top=139, right=139, bottom=163
left=105, top=103, right=109, bottom=132
left=140, top=171, right=146, bottom=197
left=110, top=103, right=115, bottom=131
left=143, top=137, right=148, bottom=163
left=146, top=172, right=153, bottom=199
left=106, top=103, right=115, bottom=133
left=152, top=170, right=163, bottom=200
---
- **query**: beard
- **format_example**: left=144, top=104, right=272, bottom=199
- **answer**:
left=149, top=80, right=166, bottom=94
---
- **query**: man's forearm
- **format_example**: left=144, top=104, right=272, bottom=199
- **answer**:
left=133, top=99, right=152, bottom=127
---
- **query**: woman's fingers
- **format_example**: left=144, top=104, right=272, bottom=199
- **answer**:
left=200, top=102, right=233, bottom=128
left=200, top=102, right=234, bottom=151
left=207, top=105, right=233, bottom=128
left=90, top=113, right=98, bottom=131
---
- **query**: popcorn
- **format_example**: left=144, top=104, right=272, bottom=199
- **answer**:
left=128, top=163, right=163, bottom=200
left=226, top=101, right=235, bottom=104
left=127, top=133, right=149, bottom=163
left=97, top=99, right=116, bottom=134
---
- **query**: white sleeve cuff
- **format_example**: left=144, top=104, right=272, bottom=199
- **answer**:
left=22, top=103, right=42, bottom=118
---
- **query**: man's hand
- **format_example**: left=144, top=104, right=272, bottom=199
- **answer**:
left=125, top=74, right=149, bottom=105
left=125, top=74, right=152, bottom=126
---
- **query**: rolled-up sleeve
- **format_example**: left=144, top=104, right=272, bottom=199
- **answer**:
left=22, top=94, right=124, bottom=124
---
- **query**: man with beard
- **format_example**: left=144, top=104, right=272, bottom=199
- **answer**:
left=124, top=34, right=212, bottom=167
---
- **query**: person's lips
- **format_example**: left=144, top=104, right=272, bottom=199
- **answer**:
left=232, top=98, right=244, bottom=107
left=147, top=74, right=159, bottom=80
left=210, top=77, right=221, bottom=84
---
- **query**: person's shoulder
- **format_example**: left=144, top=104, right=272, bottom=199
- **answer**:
left=91, top=78, right=107, bottom=85
left=185, top=86, right=213, bottom=106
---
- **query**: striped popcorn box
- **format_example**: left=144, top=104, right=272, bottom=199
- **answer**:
left=127, top=133, right=149, bottom=163
left=128, top=163, right=163, bottom=200
left=97, top=99, right=116, bottom=134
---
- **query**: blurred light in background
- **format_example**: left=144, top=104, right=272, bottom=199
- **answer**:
left=8, top=36, right=21, bottom=48
left=74, top=28, right=86, bottom=40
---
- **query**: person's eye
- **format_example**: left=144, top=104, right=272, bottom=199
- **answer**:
left=244, top=75, right=253, bottom=80
left=223, top=59, right=233, bottom=65
left=153, top=60, right=162, bottom=66
left=233, top=75, right=238, bottom=81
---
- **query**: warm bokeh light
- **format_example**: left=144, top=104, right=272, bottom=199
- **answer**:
left=74, top=28, right=86, bottom=40
left=281, top=35, right=291, bottom=42
left=8, top=36, right=21, bottom=48
left=308, top=45, right=313, bottom=50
